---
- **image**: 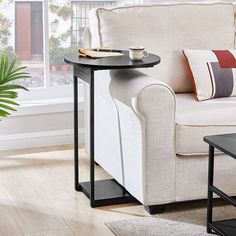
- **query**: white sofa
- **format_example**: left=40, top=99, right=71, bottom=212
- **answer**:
left=87, top=2, right=236, bottom=213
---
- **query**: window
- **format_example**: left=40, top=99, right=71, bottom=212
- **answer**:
left=71, top=0, right=117, bottom=46
left=0, top=0, right=120, bottom=102
left=15, top=1, right=45, bottom=88
left=0, top=0, right=73, bottom=96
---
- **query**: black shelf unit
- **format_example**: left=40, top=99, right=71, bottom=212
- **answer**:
left=204, top=134, right=236, bottom=236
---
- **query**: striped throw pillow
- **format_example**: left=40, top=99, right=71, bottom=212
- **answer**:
left=183, top=49, right=236, bottom=101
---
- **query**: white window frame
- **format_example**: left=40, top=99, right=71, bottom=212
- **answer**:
left=14, top=0, right=75, bottom=102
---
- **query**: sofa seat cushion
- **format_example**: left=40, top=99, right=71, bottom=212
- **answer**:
left=176, top=93, right=236, bottom=156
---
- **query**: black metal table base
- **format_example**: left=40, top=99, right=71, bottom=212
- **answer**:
left=76, top=179, right=137, bottom=207
left=208, top=220, right=236, bottom=236
left=204, top=134, right=236, bottom=236
left=64, top=52, right=161, bottom=208
left=71, top=64, right=139, bottom=208
left=65, top=52, right=160, bottom=208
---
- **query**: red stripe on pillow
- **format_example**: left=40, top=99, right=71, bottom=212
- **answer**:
left=182, top=50, right=199, bottom=101
left=212, top=50, right=236, bottom=68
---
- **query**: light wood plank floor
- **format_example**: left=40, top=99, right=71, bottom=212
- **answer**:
left=0, top=146, right=149, bottom=236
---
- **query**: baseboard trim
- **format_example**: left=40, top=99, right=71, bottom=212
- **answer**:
left=0, top=129, right=84, bottom=151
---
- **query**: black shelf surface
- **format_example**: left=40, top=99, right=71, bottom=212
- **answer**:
left=79, top=179, right=137, bottom=207
left=64, top=51, right=160, bottom=70
left=204, top=133, right=236, bottom=159
left=209, top=219, right=236, bottom=236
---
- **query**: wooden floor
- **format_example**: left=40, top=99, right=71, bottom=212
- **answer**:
left=0, top=146, right=149, bottom=236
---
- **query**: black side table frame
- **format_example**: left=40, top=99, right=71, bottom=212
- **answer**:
left=73, top=65, right=136, bottom=207
left=66, top=51, right=160, bottom=207
left=204, top=135, right=236, bottom=236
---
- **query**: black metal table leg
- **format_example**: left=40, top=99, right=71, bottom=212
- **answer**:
left=90, top=69, right=95, bottom=207
left=207, top=145, right=214, bottom=233
left=204, top=134, right=236, bottom=236
left=73, top=73, right=81, bottom=191
left=72, top=65, right=137, bottom=207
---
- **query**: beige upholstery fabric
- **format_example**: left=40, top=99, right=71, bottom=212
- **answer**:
left=176, top=153, right=236, bottom=201
left=176, top=94, right=236, bottom=156
left=110, top=69, right=176, bottom=205
left=89, top=2, right=235, bottom=92
left=110, top=70, right=236, bottom=204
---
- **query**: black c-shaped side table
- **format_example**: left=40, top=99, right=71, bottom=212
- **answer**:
left=65, top=50, right=160, bottom=207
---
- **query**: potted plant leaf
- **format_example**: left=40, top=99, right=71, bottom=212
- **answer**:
left=50, top=19, right=59, bottom=33
left=50, top=3, right=59, bottom=14
left=59, top=28, right=71, bottom=42
left=0, top=14, right=12, bottom=47
left=49, top=35, right=60, bottom=48
left=49, top=47, right=58, bottom=72
left=60, top=46, right=77, bottom=72
left=49, top=37, right=62, bottom=72
left=57, top=4, right=73, bottom=21
left=55, top=47, right=67, bottom=72
left=0, top=55, right=29, bottom=118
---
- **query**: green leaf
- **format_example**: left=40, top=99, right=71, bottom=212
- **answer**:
left=0, top=55, right=29, bottom=118
left=2, top=74, right=30, bottom=84
left=10, top=66, right=27, bottom=75
left=0, top=99, right=19, bottom=106
left=3, top=56, right=8, bottom=82
left=6, top=74, right=30, bottom=83
left=0, top=103, right=16, bottom=111
left=0, top=55, right=4, bottom=82
left=0, top=109, right=10, bottom=117
left=0, top=91, right=18, bottom=99
left=6, top=59, right=16, bottom=76
left=0, top=84, right=28, bottom=91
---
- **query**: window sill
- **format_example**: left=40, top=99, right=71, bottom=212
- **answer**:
left=12, top=97, right=84, bottom=117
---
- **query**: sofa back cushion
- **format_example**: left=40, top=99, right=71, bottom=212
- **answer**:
left=89, top=3, right=235, bottom=92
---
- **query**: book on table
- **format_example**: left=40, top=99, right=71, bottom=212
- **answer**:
left=78, top=48, right=124, bottom=58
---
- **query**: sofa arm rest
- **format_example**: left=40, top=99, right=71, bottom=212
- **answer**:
left=110, top=69, right=176, bottom=114
left=109, top=69, right=176, bottom=205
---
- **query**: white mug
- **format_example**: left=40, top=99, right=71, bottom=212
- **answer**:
left=129, top=46, right=148, bottom=61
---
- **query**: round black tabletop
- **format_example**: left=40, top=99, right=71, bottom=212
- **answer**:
left=64, top=50, right=160, bottom=70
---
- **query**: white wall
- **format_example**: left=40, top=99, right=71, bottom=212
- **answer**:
left=0, top=99, right=84, bottom=150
